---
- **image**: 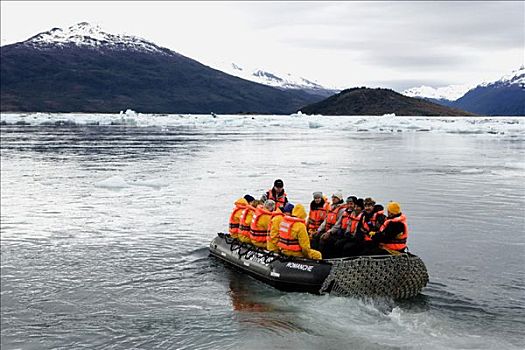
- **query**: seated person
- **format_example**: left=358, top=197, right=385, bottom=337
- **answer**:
left=228, top=195, right=253, bottom=239
left=370, top=201, right=408, bottom=255
left=277, top=203, right=322, bottom=260
left=306, top=191, right=329, bottom=237
left=249, top=200, right=276, bottom=248
left=260, top=179, right=288, bottom=209
left=267, top=203, right=291, bottom=252
left=237, top=199, right=262, bottom=244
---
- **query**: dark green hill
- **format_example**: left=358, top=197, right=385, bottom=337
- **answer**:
left=300, top=87, right=475, bottom=116
left=0, top=41, right=323, bottom=114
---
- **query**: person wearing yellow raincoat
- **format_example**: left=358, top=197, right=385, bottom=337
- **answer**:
left=266, top=203, right=290, bottom=252
left=238, top=199, right=262, bottom=244
left=278, top=203, right=322, bottom=260
left=249, top=200, right=276, bottom=248
left=228, top=195, right=252, bottom=239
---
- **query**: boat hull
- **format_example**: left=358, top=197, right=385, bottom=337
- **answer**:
left=209, top=234, right=332, bottom=293
left=209, top=233, right=429, bottom=299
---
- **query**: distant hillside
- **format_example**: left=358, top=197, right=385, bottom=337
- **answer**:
left=300, top=87, right=475, bottom=116
left=403, top=67, right=525, bottom=116
left=450, top=68, right=524, bottom=116
left=208, top=61, right=339, bottom=97
left=0, top=23, right=323, bottom=114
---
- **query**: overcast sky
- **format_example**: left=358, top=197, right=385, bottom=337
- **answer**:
left=1, top=1, right=524, bottom=90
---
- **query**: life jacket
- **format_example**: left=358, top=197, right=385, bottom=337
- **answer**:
left=348, top=212, right=363, bottom=234
left=277, top=215, right=305, bottom=252
left=325, top=204, right=344, bottom=231
left=268, top=212, right=284, bottom=235
left=378, top=214, right=408, bottom=251
left=307, top=201, right=330, bottom=231
left=361, top=210, right=385, bottom=238
left=238, top=205, right=256, bottom=239
left=341, top=209, right=360, bottom=231
left=228, top=204, right=247, bottom=236
left=249, top=207, right=273, bottom=243
left=266, top=188, right=287, bottom=209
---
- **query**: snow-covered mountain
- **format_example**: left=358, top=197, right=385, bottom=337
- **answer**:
left=450, top=66, right=524, bottom=116
left=403, top=84, right=475, bottom=102
left=19, top=22, right=337, bottom=98
left=1, top=22, right=324, bottom=113
left=209, top=61, right=338, bottom=94
left=479, top=65, right=525, bottom=88
left=23, top=22, right=172, bottom=55
left=403, top=66, right=525, bottom=102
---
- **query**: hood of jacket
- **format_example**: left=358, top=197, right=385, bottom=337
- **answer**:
left=234, top=198, right=248, bottom=206
left=292, top=204, right=307, bottom=220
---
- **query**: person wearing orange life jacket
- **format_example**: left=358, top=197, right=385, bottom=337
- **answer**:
left=333, top=197, right=365, bottom=257
left=238, top=199, right=262, bottom=244
left=319, top=193, right=346, bottom=233
left=354, top=197, right=386, bottom=254
left=338, top=196, right=357, bottom=234
left=311, top=192, right=345, bottom=256
left=260, top=179, right=288, bottom=209
left=228, top=195, right=254, bottom=239
left=266, top=203, right=290, bottom=252
left=277, top=203, right=322, bottom=260
left=356, top=198, right=385, bottom=239
left=321, top=195, right=358, bottom=258
left=369, top=201, right=409, bottom=254
left=346, top=197, right=363, bottom=236
left=249, top=200, right=276, bottom=248
left=306, top=191, right=330, bottom=237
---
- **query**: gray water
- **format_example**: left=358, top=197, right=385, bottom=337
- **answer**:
left=1, top=120, right=524, bottom=349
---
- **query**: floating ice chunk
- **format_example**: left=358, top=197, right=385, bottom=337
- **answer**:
left=301, top=161, right=325, bottom=166
left=382, top=113, right=396, bottom=117
left=308, top=121, right=322, bottom=129
left=94, top=175, right=130, bottom=189
left=133, top=178, right=170, bottom=189
left=460, top=168, right=485, bottom=174
left=120, top=109, right=137, bottom=116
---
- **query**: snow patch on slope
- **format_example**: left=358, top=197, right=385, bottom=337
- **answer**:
left=24, top=22, right=169, bottom=55
left=208, top=60, right=337, bottom=91
left=480, top=66, right=525, bottom=88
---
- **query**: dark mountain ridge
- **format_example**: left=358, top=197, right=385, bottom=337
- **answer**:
left=449, top=71, right=524, bottom=116
left=300, top=87, right=475, bottom=116
left=0, top=23, right=323, bottom=114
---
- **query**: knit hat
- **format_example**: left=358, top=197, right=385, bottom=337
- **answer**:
left=387, top=201, right=401, bottom=215
left=332, top=192, right=343, bottom=200
left=282, top=203, right=294, bottom=213
left=243, top=194, right=255, bottom=203
left=364, top=197, right=376, bottom=206
left=312, top=191, right=323, bottom=199
left=264, top=199, right=276, bottom=211
left=274, top=179, right=284, bottom=188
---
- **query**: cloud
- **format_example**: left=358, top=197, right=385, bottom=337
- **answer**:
left=1, top=1, right=523, bottom=89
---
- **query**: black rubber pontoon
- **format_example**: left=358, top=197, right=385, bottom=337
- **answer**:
left=209, top=233, right=429, bottom=299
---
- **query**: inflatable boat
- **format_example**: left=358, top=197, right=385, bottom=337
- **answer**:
left=209, top=233, right=429, bottom=300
